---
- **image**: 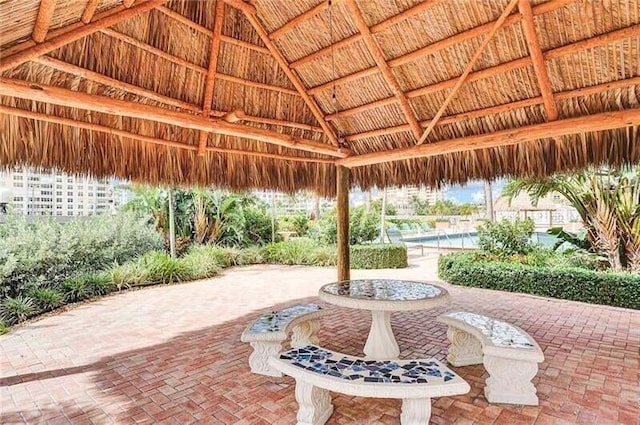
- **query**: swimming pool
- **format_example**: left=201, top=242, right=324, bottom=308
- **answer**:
left=403, top=231, right=559, bottom=249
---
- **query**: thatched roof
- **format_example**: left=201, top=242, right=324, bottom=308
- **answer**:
left=1, top=0, right=639, bottom=195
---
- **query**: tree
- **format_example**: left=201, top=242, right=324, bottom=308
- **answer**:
left=409, top=195, right=430, bottom=215
left=503, top=167, right=640, bottom=272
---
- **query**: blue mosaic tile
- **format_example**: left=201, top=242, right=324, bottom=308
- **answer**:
left=320, top=279, right=443, bottom=301
left=249, top=304, right=322, bottom=333
left=279, top=346, right=461, bottom=385
left=446, top=312, right=535, bottom=349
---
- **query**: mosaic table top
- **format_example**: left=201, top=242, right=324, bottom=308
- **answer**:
left=319, top=279, right=449, bottom=311
left=248, top=304, right=323, bottom=334
left=444, top=312, right=535, bottom=349
left=278, top=345, right=458, bottom=385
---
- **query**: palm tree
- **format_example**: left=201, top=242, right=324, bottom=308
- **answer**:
left=503, top=167, right=640, bottom=272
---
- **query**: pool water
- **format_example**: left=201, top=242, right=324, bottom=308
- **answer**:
left=404, top=232, right=559, bottom=249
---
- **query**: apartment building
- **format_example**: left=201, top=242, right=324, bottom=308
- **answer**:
left=0, top=168, right=117, bottom=216
left=385, top=185, right=446, bottom=215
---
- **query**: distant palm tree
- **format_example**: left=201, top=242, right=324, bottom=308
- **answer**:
left=503, top=167, right=640, bottom=272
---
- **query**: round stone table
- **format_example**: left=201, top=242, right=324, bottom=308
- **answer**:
left=319, top=279, right=450, bottom=360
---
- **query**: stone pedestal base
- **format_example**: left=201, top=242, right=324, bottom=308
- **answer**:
left=484, top=355, right=539, bottom=405
left=400, top=398, right=432, bottom=425
left=248, top=341, right=282, bottom=377
left=294, top=380, right=333, bottom=425
left=363, top=310, right=400, bottom=360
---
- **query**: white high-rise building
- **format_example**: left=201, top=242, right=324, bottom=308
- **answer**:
left=385, top=185, right=446, bottom=215
left=0, top=168, right=117, bottom=216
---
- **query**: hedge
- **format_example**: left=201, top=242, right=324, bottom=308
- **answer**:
left=438, top=253, right=640, bottom=309
left=351, top=244, right=407, bottom=269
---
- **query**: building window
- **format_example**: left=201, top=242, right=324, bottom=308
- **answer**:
left=14, top=182, right=23, bottom=187
left=67, top=198, right=73, bottom=203
left=13, top=196, right=23, bottom=202
left=78, top=192, right=83, bottom=197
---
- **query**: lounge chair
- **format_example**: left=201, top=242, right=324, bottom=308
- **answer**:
left=386, top=228, right=424, bottom=256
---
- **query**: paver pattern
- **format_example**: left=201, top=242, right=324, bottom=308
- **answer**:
left=1, top=254, right=639, bottom=424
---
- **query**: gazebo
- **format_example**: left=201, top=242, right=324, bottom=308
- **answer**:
left=1, top=0, right=639, bottom=281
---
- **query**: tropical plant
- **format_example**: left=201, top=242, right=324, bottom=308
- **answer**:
left=0, top=296, right=36, bottom=324
left=477, top=219, right=535, bottom=256
left=28, top=287, right=64, bottom=312
left=504, top=167, right=640, bottom=272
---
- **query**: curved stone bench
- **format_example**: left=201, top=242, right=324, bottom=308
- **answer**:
left=438, top=311, right=544, bottom=406
left=269, top=345, right=470, bottom=425
left=241, top=304, right=327, bottom=377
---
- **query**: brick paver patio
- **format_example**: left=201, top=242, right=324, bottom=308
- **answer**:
left=1, top=255, right=639, bottom=424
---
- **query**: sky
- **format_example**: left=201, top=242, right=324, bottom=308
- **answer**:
left=446, top=180, right=504, bottom=204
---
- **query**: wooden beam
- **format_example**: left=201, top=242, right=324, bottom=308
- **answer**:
left=291, top=0, right=573, bottom=71
left=308, top=67, right=378, bottom=95
left=32, top=56, right=203, bottom=113
left=345, top=75, right=640, bottom=141
left=221, top=36, right=271, bottom=55
left=0, top=0, right=167, bottom=73
left=81, top=0, right=100, bottom=23
left=32, top=0, right=57, bottom=43
left=346, top=0, right=422, bottom=140
left=0, top=105, right=334, bottom=163
left=417, top=0, right=520, bottom=145
left=239, top=115, right=324, bottom=133
left=269, top=1, right=328, bottom=39
left=198, top=0, right=226, bottom=155
left=327, top=23, right=640, bottom=121
left=336, top=165, right=350, bottom=281
left=0, top=77, right=347, bottom=158
left=338, top=108, right=640, bottom=168
left=229, top=3, right=339, bottom=146
left=123, top=0, right=136, bottom=7
left=519, top=0, right=558, bottom=121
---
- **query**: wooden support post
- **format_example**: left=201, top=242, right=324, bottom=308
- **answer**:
left=33, top=0, right=57, bottom=43
left=336, top=165, right=350, bottom=281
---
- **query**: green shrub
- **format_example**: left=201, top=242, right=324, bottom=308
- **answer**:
left=0, top=212, right=163, bottom=299
left=309, top=245, right=337, bottom=267
left=0, top=321, right=8, bottom=335
left=315, top=206, right=378, bottom=245
left=108, top=261, right=150, bottom=290
left=138, top=251, right=192, bottom=284
left=28, top=287, right=64, bottom=312
left=242, top=206, right=276, bottom=246
left=351, top=244, right=408, bottom=269
left=0, top=296, right=36, bottom=324
left=438, top=253, right=640, bottom=309
left=477, top=219, right=535, bottom=256
left=181, top=245, right=221, bottom=279
left=260, top=238, right=317, bottom=265
left=60, top=276, right=92, bottom=302
left=85, top=273, right=114, bottom=296
left=231, top=246, right=264, bottom=266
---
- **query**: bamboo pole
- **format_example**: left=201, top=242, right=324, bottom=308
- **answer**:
left=0, top=77, right=347, bottom=158
left=519, top=0, right=558, bottom=121
left=338, top=108, right=640, bottom=168
left=0, top=105, right=336, bottom=163
left=345, top=0, right=422, bottom=140
left=32, top=0, right=57, bottom=43
left=198, top=0, right=226, bottom=155
left=268, top=1, right=328, bottom=39
left=336, top=165, right=350, bottom=281
left=228, top=1, right=339, bottom=146
left=81, top=0, right=100, bottom=23
left=0, top=0, right=167, bottom=73
left=417, top=0, right=520, bottom=145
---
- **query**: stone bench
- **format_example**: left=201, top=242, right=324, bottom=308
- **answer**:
left=269, top=345, right=470, bottom=425
left=438, top=311, right=544, bottom=405
left=241, top=304, right=327, bottom=377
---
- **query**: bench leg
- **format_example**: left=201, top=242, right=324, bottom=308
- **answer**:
left=400, top=398, right=431, bottom=425
left=445, top=326, right=483, bottom=367
left=294, top=379, right=333, bottom=425
left=483, top=355, right=539, bottom=405
left=291, top=319, right=321, bottom=349
left=248, top=341, right=283, bottom=377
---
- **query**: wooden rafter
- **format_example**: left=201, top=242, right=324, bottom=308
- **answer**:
left=291, top=0, right=573, bottom=70
left=198, top=0, right=227, bottom=155
left=345, top=0, right=422, bottom=140
left=226, top=0, right=339, bottom=146
left=519, top=0, right=558, bottom=121
left=268, top=2, right=328, bottom=39
left=326, top=23, right=640, bottom=121
left=344, top=76, right=640, bottom=141
left=81, top=0, right=101, bottom=23
left=338, top=108, right=640, bottom=168
left=416, top=0, right=520, bottom=145
left=0, top=0, right=167, bottom=73
left=0, top=78, right=347, bottom=158
left=123, top=0, right=136, bottom=7
left=32, top=0, right=57, bottom=43
left=0, top=105, right=334, bottom=164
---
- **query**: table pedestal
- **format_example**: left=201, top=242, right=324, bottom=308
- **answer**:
left=363, top=310, right=400, bottom=360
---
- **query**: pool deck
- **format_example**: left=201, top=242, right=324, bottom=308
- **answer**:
left=1, top=255, right=639, bottom=424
